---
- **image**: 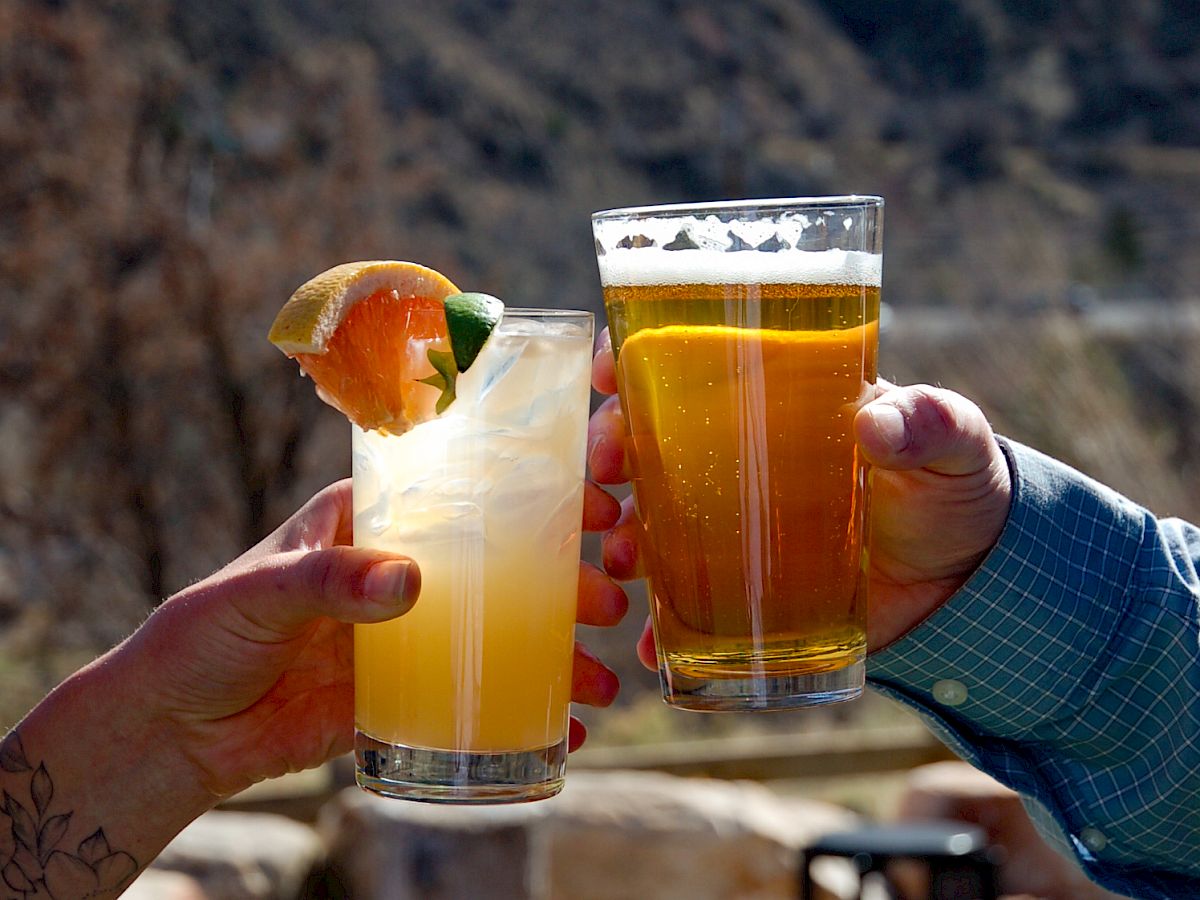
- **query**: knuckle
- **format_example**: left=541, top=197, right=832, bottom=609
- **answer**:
left=307, top=548, right=346, bottom=600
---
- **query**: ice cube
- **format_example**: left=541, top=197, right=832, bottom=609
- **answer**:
left=456, top=329, right=527, bottom=410
left=398, top=474, right=480, bottom=508
left=484, top=454, right=569, bottom=539
left=458, top=329, right=587, bottom=432
left=535, top=482, right=584, bottom=555
left=353, top=429, right=399, bottom=538
left=392, top=500, right=485, bottom=545
left=357, top=493, right=394, bottom=538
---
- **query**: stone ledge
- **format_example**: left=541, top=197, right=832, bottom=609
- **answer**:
left=133, top=810, right=324, bottom=900
left=319, top=769, right=855, bottom=900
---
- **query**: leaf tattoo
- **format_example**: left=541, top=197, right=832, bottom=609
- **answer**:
left=30, top=768, right=51, bottom=821
left=77, top=830, right=109, bottom=867
left=5, top=796, right=36, bottom=856
left=38, top=815, right=72, bottom=865
left=0, top=730, right=140, bottom=899
left=0, top=735, right=30, bottom=775
left=43, top=851, right=95, bottom=891
left=2, top=859, right=35, bottom=893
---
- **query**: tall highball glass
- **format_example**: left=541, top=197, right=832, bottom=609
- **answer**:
left=353, top=308, right=594, bottom=802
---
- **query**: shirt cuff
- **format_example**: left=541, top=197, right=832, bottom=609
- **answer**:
left=867, top=437, right=1148, bottom=739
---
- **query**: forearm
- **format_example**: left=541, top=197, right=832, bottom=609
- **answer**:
left=869, top=438, right=1200, bottom=897
left=1, top=644, right=216, bottom=898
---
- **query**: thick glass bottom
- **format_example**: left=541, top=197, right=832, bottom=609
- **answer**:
left=660, top=658, right=865, bottom=711
left=354, top=731, right=567, bottom=804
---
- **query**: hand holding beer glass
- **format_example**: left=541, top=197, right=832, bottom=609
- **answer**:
left=591, top=197, right=883, bottom=711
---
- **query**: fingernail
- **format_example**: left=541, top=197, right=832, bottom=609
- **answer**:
left=601, top=668, right=621, bottom=705
left=603, top=535, right=633, bottom=575
left=872, top=404, right=911, bottom=453
left=364, top=561, right=415, bottom=605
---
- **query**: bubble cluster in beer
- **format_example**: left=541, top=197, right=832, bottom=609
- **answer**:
left=593, top=215, right=882, bottom=288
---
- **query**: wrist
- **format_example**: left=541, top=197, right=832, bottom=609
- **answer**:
left=0, top=641, right=217, bottom=896
left=101, top=610, right=242, bottom=806
left=58, top=640, right=220, bottom=825
left=101, top=637, right=223, bottom=805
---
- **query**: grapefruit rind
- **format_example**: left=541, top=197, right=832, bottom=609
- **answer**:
left=267, top=260, right=460, bottom=356
left=267, top=261, right=510, bottom=433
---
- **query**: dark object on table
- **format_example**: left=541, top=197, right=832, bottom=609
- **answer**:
left=799, top=820, right=999, bottom=899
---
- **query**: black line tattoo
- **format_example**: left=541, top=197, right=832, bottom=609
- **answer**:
left=1, top=731, right=139, bottom=899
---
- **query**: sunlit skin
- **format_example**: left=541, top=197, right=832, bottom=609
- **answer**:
left=128, top=478, right=627, bottom=798
left=585, top=327, right=1012, bottom=671
left=0, top=479, right=628, bottom=896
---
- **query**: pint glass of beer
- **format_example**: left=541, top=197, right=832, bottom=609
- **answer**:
left=591, top=197, right=883, bottom=711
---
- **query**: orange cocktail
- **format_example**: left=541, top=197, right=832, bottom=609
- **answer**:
left=353, top=309, right=593, bottom=802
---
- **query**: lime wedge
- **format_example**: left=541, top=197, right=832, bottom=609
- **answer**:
left=417, top=292, right=504, bottom=413
left=445, top=292, right=504, bottom=372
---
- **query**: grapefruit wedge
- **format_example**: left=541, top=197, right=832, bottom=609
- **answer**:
left=268, top=260, right=501, bottom=433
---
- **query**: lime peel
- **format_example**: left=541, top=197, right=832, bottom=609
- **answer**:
left=417, top=292, right=503, bottom=415
left=444, top=292, right=504, bottom=372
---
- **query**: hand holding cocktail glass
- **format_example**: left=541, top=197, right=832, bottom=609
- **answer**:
left=117, top=477, right=624, bottom=800
left=268, top=262, right=621, bottom=803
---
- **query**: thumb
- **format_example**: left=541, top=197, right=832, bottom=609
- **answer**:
left=855, top=384, right=997, bottom=477
left=210, top=546, right=421, bottom=637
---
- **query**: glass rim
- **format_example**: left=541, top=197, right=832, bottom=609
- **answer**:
left=592, top=195, right=884, bottom=221
left=501, top=307, right=593, bottom=318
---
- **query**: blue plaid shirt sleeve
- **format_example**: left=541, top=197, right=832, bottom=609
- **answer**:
left=868, top=437, right=1200, bottom=900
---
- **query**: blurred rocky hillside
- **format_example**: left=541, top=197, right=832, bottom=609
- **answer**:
left=2, top=0, right=1200, bottom=727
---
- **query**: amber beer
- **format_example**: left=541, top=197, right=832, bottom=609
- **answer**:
left=592, top=197, right=883, bottom=710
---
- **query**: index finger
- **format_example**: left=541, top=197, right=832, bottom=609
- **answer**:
left=592, top=327, right=618, bottom=396
left=247, top=480, right=355, bottom=561
left=587, top=395, right=628, bottom=484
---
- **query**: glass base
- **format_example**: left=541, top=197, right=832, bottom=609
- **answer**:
left=660, top=659, right=865, bottom=712
left=354, top=731, right=566, bottom=804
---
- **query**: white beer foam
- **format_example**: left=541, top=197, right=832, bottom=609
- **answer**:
left=596, top=246, right=881, bottom=287
left=593, top=212, right=880, bottom=287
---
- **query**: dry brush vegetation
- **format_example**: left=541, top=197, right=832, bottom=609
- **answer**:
left=2, top=0, right=1199, bottom=732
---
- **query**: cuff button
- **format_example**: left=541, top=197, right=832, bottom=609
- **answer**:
left=1080, top=827, right=1108, bottom=853
left=932, top=679, right=969, bottom=707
